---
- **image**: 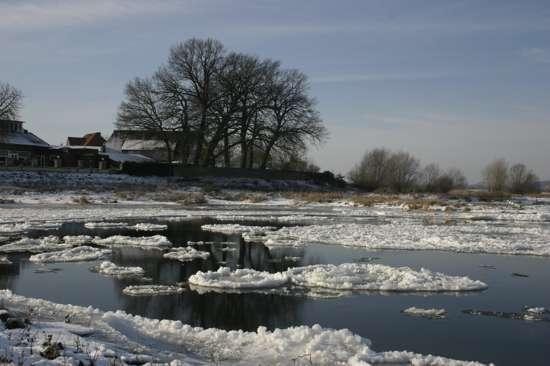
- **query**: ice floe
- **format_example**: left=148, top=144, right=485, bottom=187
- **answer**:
left=122, top=285, right=184, bottom=296
left=133, top=223, right=168, bottom=231
left=256, top=222, right=550, bottom=256
left=402, top=307, right=447, bottom=319
left=287, top=263, right=487, bottom=292
left=0, top=235, right=93, bottom=253
left=95, top=261, right=145, bottom=277
left=29, top=246, right=112, bottom=263
left=201, top=224, right=277, bottom=235
left=0, top=255, right=11, bottom=264
left=84, top=221, right=130, bottom=229
left=163, top=247, right=210, bottom=262
left=463, top=307, right=550, bottom=322
left=93, top=235, right=172, bottom=248
left=189, top=267, right=289, bottom=291
left=0, top=290, right=493, bottom=365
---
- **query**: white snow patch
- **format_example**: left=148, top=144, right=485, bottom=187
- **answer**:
left=163, top=247, right=210, bottom=262
left=29, top=246, right=112, bottom=263
left=287, top=263, right=488, bottom=292
left=122, top=285, right=184, bottom=296
left=96, top=261, right=145, bottom=277
left=189, top=267, right=289, bottom=291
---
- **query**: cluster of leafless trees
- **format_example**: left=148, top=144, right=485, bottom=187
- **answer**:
left=117, top=38, right=327, bottom=168
left=0, top=82, right=22, bottom=120
left=483, top=159, right=540, bottom=193
left=349, top=148, right=467, bottom=193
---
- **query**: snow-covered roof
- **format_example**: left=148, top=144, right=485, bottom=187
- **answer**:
left=0, top=132, right=50, bottom=148
left=100, top=147, right=153, bottom=163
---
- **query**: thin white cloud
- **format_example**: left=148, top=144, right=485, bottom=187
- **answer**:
left=311, top=72, right=453, bottom=83
left=0, top=0, right=189, bottom=31
left=522, top=48, right=550, bottom=64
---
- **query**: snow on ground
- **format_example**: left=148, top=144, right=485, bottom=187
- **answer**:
left=92, top=235, right=172, bottom=249
left=122, top=285, right=184, bottom=296
left=95, top=261, right=145, bottom=277
left=256, top=221, right=550, bottom=256
left=29, top=246, right=112, bottom=263
left=287, top=263, right=487, bottom=292
left=402, top=307, right=447, bottom=319
left=163, top=247, right=210, bottom=262
left=188, top=267, right=289, bottom=291
left=0, top=290, right=492, bottom=365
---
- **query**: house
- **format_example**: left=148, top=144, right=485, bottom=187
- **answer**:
left=66, top=132, right=106, bottom=147
left=0, top=119, right=52, bottom=167
left=105, top=130, right=175, bottom=162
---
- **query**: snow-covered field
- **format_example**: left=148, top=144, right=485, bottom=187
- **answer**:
left=1, top=170, right=549, bottom=364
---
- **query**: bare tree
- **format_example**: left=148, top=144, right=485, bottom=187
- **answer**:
left=0, top=82, right=23, bottom=120
left=349, top=148, right=391, bottom=191
left=167, top=38, right=225, bottom=166
left=445, top=168, right=468, bottom=189
left=117, top=77, right=176, bottom=161
left=483, top=159, right=509, bottom=192
left=421, top=163, right=442, bottom=192
left=386, top=151, right=420, bottom=192
left=508, top=163, right=539, bottom=193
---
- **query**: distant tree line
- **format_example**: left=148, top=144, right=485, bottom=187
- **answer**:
left=349, top=148, right=467, bottom=193
left=117, top=38, right=327, bottom=169
left=350, top=148, right=542, bottom=194
left=483, top=159, right=539, bottom=194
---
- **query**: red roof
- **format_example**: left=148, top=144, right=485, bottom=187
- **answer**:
left=67, top=132, right=105, bottom=147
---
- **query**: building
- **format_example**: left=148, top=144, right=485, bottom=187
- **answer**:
left=66, top=132, right=106, bottom=147
left=105, top=130, right=175, bottom=162
left=0, top=119, right=52, bottom=167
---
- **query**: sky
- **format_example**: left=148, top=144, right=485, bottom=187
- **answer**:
left=1, top=0, right=549, bottom=182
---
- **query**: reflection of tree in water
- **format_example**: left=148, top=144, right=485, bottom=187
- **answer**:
left=120, top=291, right=304, bottom=332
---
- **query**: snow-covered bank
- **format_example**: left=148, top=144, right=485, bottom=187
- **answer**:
left=287, top=263, right=487, bottom=292
left=0, top=290, right=492, bottom=365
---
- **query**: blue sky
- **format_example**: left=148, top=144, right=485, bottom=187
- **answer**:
left=1, top=0, right=549, bottom=181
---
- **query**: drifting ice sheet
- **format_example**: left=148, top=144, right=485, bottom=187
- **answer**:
left=201, top=224, right=277, bottom=235
left=402, top=307, right=447, bottom=319
left=133, top=223, right=168, bottom=231
left=96, top=261, right=145, bottom=277
left=29, top=246, right=112, bottom=263
left=163, top=247, right=210, bottom=262
left=189, top=267, right=289, bottom=290
left=122, top=285, right=184, bottom=296
left=257, top=222, right=550, bottom=256
left=287, top=263, right=487, bottom=292
left=0, top=255, right=11, bottom=264
left=93, top=235, right=172, bottom=248
left=84, top=222, right=129, bottom=229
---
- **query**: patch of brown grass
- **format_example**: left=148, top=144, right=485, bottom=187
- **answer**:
left=447, top=190, right=511, bottom=202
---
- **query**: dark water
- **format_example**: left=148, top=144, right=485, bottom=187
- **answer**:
left=1, top=219, right=550, bottom=366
